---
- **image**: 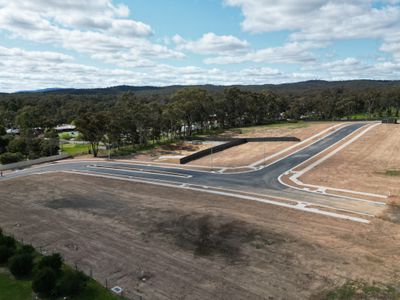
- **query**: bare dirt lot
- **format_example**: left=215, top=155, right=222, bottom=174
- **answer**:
left=300, top=124, right=400, bottom=199
left=1, top=173, right=400, bottom=299
left=120, top=141, right=217, bottom=164
left=189, top=122, right=341, bottom=167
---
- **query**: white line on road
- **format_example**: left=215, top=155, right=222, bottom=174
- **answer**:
left=249, top=123, right=346, bottom=167
left=62, top=170, right=370, bottom=224
left=279, top=122, right=387, bottom=203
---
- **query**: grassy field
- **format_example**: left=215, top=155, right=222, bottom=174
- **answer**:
left=0, top=272, right=122, bottom=300
left=321, top=281, right=399, bottom=300
left=0, top=273, right=31, bottom=300
left=0, top=234, right=122, bottom=300
left=61, top=143, right=90, bottom=156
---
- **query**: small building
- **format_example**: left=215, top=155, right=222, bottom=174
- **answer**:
left=6, top=128, right=20, bottom=135
left=55, top=124, right=76, bottom=132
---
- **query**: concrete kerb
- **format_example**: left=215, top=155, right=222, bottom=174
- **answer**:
left=60, top=170, right=370, bottom=224
left=278, top=122, right=387, bottom=204
left=0, top=124, right=358, bottom=178
left=249, top=123, right=347, bottom=167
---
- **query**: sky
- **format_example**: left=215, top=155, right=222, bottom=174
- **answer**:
left=0, top=0, right=400, bottom=92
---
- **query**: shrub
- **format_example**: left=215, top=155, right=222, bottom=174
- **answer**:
left=0, top=152, right=25, bottom=164
left=57, top=269, right=88, bottom=296
left=0, top=245, right=15, bottom=264
left=17, top=245, right=35, bottom=255
left=32, top=267, right=57, bottom=297
left=6, top=138, right=27, bottom=155
left=40, top=139, right=59, bottom=157
left=0, top=235, right=16, bottom=249
left=38, top=253, right=63, bottom=273
left=9, top=253, right=34, bottom=277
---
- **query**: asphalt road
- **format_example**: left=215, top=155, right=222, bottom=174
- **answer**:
left=1, top=123, right=384, bottom=216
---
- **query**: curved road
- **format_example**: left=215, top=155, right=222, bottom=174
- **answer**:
left=0, top=123, right=385, bottom=220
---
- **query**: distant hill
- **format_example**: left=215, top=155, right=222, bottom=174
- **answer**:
left=9, top=80, right=400, bottom=97
left=17, top=87, right=67, bottom=93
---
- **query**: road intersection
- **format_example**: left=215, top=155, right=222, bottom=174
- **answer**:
left=1, top=123, right=385, bottom=223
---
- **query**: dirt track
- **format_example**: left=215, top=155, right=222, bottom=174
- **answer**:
left=300, top=124, right=400, bottom=199
left=1, top=173, right=400, bottom=299
left=189, top=122, right=340, bottom=167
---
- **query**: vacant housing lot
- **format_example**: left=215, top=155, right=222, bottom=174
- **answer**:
left=1, top=173, right=399, bottom=299
left=300, top=124, right=400, bottom=199
left=189, top=122, right=342, bottom=167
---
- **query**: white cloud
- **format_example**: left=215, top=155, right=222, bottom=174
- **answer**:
left=0, top=46, right=73, bottom=63
left=0, top=45, right=291, bottom=92
left=175, top=32, right=249, bottom=55
left=224, top=0, right=399, bottom=37
left=303, top=57, right=400, bottom=80
left=224, top=0, right=400, bottom=60
left=0, top=0, right=183, bottom=65
left=204, top=42, right=320, bottom=64
left=1, top=0, right=400, bottom=91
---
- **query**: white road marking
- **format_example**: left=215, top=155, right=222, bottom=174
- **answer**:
left=86, top=165, right=193, bottom=178
left=279, top=123, right=387, bottom=204
left=61, top=170, right=370, bottom=224
left=249, top=123, right=346, bottom=167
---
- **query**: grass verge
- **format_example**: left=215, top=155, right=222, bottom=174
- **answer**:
left=315, top=281, right=400, bottom=300
left=385, top=170, right=400, bottom=177
left=0, top=273, right=32, bottom=300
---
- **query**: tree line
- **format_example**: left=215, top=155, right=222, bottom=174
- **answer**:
left=1, top=85, right=400, bottom=158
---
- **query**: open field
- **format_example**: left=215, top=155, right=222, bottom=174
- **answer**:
left=188, top=122, right=342, bottom=167
left=1, top=173, right=400, bottom=299
left=300, top=124, right=400, bottom=199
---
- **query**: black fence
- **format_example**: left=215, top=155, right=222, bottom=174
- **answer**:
left=382, top=118, right=398, bottom=124
left=180, top=136, right=300, bottom=164
left=180, top=139, right=246, bottom=164
left=245, top=137, right=300, bottom=142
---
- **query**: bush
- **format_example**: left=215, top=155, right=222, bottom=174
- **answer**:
left=0, top=235, right=16, bottom=249
left=9, top=253, right=34, bottom=277
left=0, top=245, right=15, bottom=264
left=6, top=138, right=27, bottom=155
left=32, top=267, right=57, bottom=297
left=40, top=139, right=59, bottom=157
left=17, top=245, right=35, bottom=255
left=57, top=269, right=88, bottom=297
left=38, top=253, right=63, bottom=273
left=0, top=152, right=24, bottom=164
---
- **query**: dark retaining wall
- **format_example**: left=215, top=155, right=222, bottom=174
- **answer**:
left=382, top=119, right=398, bottom=124
left=180, top=139, right=246, bottom=164
left=180, top=136, right=300, bottom=164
